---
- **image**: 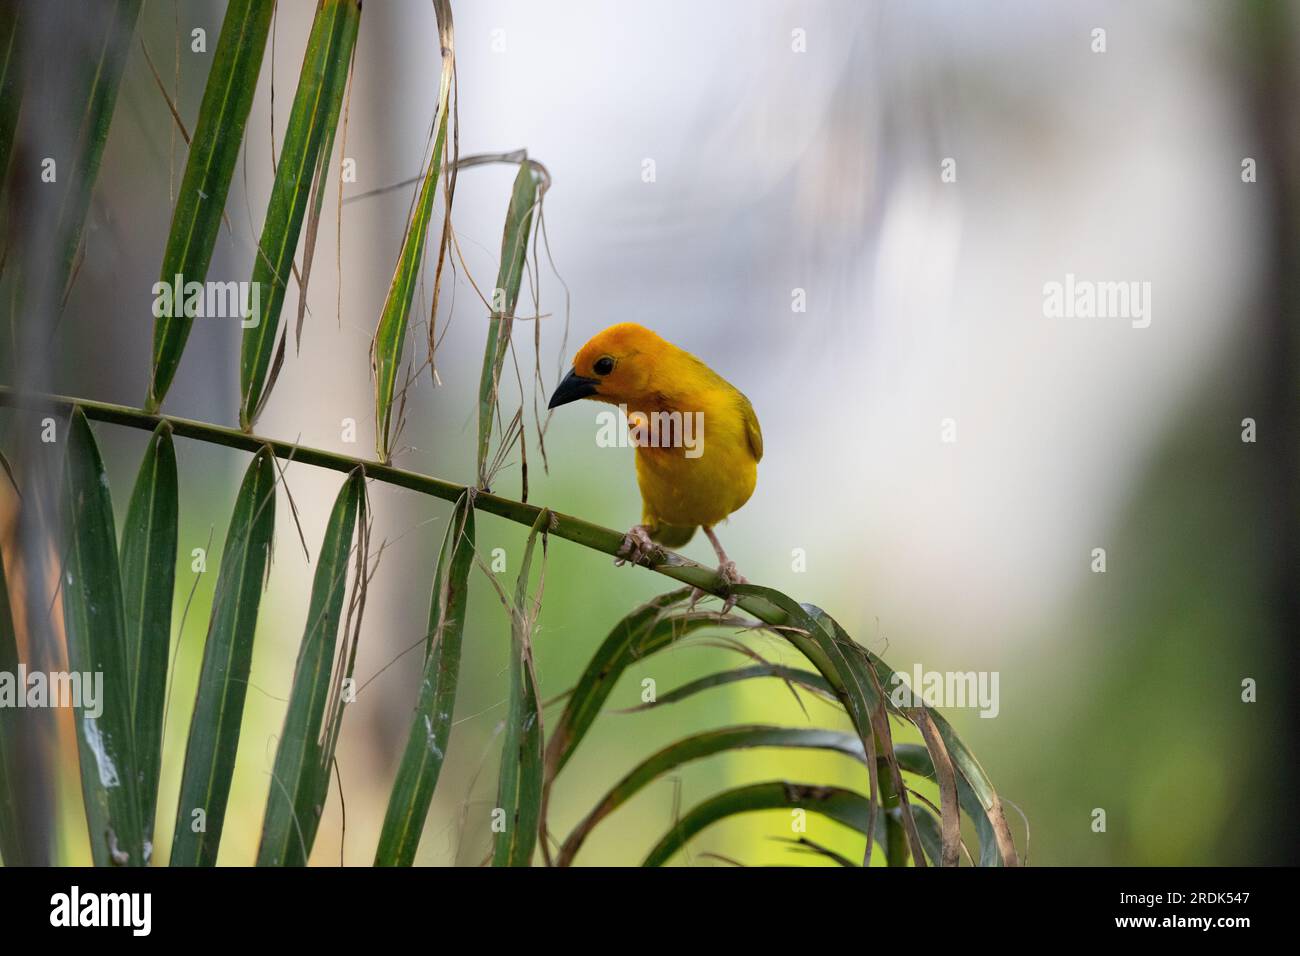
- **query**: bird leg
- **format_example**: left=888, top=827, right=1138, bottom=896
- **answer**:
left=615, top=524, right=658, bottom=566
left=702, top=526, right=747, bottom=613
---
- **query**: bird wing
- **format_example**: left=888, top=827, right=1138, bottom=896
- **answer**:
left=674, top=347, right=763, bottom=463
left=738, top=393, right=763, bottom=463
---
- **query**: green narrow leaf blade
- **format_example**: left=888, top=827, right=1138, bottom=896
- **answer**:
left=492, top=510, right=548, bottom=867
left=558, top=725, right=867, bottom=866
left=928, top=706, right=1017, bottom=866
left=147, top=0, right=275, bottom=411
left=374, top=490, right=475, bottom=866
left=642, top=781, right=876, bottom=868
left=730, top=585, right=929, bottom=867
left=804, top=600, right=929, bottom=866
left=371, top=1, right=453, bottom=462
left=542, top=590, right=728, bottom=782
left=257, top=469, right=364, bottom=866
left=51, top=1, right=142, bottom=300
left=170, top=446, right=276, bottom=866
left=858, top=642, right=1018, bottom=866
left=894, top=742, right=993, bottom=866
left=910, top=804, right=945, bottom=867
left=60, top=408, right=145, bottom=865
left=239, top=0, right=361, bottom=429
left=475, top=162, right=541, bottom=486
left=620, top=663, right=835, bottom=713
left=118, top=421, right=178, bottom=848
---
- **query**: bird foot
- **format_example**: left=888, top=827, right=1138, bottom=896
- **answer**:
left=615, top=525, right=658, bottom=566
left=689, top=588, right=742, bottom=616
left=716, top=561, right=748, bottom=614
left=686, top=562, right=748, bottom=615
left=718, top=560, right=748, bottom=588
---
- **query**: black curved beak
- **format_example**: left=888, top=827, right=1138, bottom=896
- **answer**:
left=548, top=368, right=600, bottom=409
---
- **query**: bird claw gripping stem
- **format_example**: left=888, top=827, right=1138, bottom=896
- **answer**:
left=715, top=561, right=748, bottom=614
left=615, top=525, right=659, bottom=566
left=717, top=560, right=747, bottom=588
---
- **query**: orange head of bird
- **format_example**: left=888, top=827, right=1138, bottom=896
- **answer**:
left=548, top=323, right=666, bottom=409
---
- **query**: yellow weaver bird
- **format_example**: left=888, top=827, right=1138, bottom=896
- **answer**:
left=548, top=323, right=762, bottom=588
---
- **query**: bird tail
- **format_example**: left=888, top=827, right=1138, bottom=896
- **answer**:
left=648, top=522, right=696, bottom=548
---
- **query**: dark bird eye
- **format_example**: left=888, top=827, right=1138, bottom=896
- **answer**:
left=594, top=356, right=615, bottom=376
